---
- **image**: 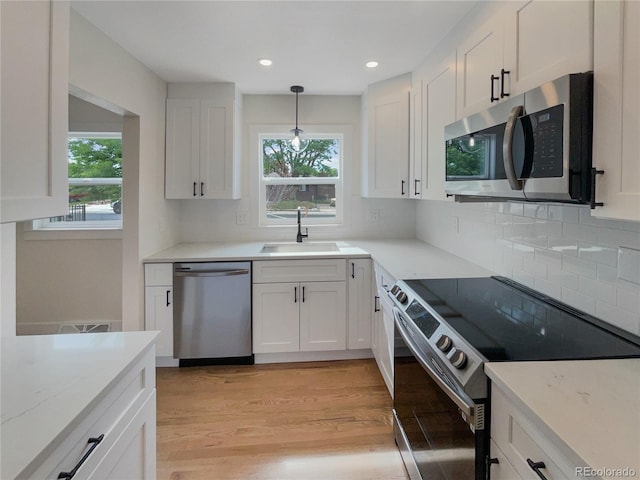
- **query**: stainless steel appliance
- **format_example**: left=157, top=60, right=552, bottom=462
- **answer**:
left=173, top=261, right=253, bottom=366
left=389, top=276, right=640, bottom=480
left=444, top=72, right=594, bottom=205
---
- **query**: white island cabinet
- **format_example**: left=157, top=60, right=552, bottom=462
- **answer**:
left=1, top=331, right=159, bottom=480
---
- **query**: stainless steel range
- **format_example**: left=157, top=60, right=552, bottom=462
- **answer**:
left=389, top=276, right=640, bottom=480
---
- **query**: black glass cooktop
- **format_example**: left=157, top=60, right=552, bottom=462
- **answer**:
left=404, top=276, right=640, bottom=362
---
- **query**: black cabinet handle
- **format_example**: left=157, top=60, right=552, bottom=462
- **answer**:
left=200, top=182, right=204, bottom=197
left=302, top=286, right=306, bottom=303
left=193, top=182, right=197, bottom=197
left=294, top=286, right=298, bottom=303
left=58, top=434, right=104, bottom=479
left=374, top=295, right=380, bottom=312
left=414, top=179, right=420, bottom=196
left=500, top=68, right=510, bottom=98
left=351, top=262, right=355, bottom=279
left=401, top=180, right=406, bottom=195
left=590, top=168, right=605, bottom=209
left=526, top=459, right=548, bottom=480
left=166, top=289, right=171, bottom=307
left=490, top=74, right=500, bottom=102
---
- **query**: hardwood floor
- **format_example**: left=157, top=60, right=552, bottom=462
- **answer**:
left=156, top=359, right=408, bottom=480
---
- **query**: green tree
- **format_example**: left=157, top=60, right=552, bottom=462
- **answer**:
left=67, top=138, right=122, bottom=203
left=446, top=140, right=484, bottom=177
left=263, top=139, right=338, bottom=178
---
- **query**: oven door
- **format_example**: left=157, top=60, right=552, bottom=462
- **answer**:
left=392, top=308, right=488, bottom=480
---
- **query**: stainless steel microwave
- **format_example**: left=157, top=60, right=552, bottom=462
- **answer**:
left=444, top=72, right=593, bottom=203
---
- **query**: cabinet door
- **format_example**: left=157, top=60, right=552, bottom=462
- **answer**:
left=144, top=286, right=173, bottom=357
left=87, top=392, right=156, bottom=480
left=165, top=99, right=200, bottom=199
left=456, top=14, right=504, bottom=119
left=592, top=0, right=640, bottom=221
left=347, top=259, right=373, bottom=350
left=409, top=81, right=424, bottom=198
left=299, top=281, right=346, bottom=351
left=489, top=440, right=523, bottom=480
left=377, top=294, right=395, bottom=396
left=503, top=0, right=593, bottom=96
left=423, top=52, right=456, bottom=201
left=1, top=0, right=69, bottom=223
left=253, top=283, right=300, bottom=353
left=199, top=99, right=236, bottom=199
left=365, top=91, right=410, bottom=198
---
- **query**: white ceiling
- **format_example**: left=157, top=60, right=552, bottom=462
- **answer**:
left=70, top=1, right=477, bottom=95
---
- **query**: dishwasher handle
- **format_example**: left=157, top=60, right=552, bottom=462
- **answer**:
left=174, top=268, right=250, bottom=278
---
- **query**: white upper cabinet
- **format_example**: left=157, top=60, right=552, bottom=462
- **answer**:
left=456, top=0, right=593, bottom=119
left=165, top=83, right=241, bottom=199
left=361, top=74, right=411, bottom=199
left=592, top=0, right=640, bottom=221
left=422, top=52, right=457, bottom=201
left=409, top=79, right=423, bottom=198
left=1, top=0, right=69, bottom=223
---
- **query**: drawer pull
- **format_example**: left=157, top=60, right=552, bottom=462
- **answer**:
left=58, top=434, right=104, bottom=479
left=374, top=295, right=380, bottom=312
left=526, top=458, right=548, bottom=480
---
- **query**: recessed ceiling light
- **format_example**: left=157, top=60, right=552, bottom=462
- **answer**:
left=366, top=61, right=379, bottom=69
left=258, top=58, right=273, bottom=67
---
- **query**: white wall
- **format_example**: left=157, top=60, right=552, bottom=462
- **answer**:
left=1, top=223, right=17, bottom=337
left=417, top=200, right=640, bottom=336
left=68, top=10, right=175, bottom=330
left=176, top=94, right=417, bottom=242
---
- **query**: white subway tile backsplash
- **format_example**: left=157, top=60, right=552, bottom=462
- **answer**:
left=562, top=255, right=598, bottom=279
left=577, top=242, right=618, bottom=268
left=597, top=227, right=640, bottom=250
left=617, top=247, right=640, bottom=285
left=562, top=221, right=597, bottom=243
left=417, top=200, right=640, bottom=336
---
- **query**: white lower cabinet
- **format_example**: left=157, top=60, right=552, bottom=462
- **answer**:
left=29, top=346, right=156, bottom=480
left=252, top=260, right=347, bottom=354
left=491, top=385, right=575, bottom=480
left=372, top=261, right=396, bottom=396
left=144, top=263, right=173, bottom=358
left=347, top=259, right=373, bottom=350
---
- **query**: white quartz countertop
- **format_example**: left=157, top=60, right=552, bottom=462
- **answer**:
left=144, top=239, right=493, bottom=280
left=486, top=359, right=640, bottom=479
left=1, top=331, right=159, bottom=479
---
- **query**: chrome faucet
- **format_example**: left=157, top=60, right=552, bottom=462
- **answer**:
left=296, top=207, right=308, bottom=243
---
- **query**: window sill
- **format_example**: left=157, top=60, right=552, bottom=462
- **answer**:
left=23, top=227, right=123, bottom=241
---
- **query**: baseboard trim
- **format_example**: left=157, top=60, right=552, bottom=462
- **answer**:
left=254, top=349, right=373, bottom=364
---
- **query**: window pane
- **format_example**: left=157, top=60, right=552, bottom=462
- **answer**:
left=266, top=184, right=336, bottom=220
left=262, top=138, right=339, bottom=178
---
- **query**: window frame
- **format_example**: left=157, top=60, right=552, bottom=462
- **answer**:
left=27, top=132, right=123, bottom=239
left=257, top=130, right=345, bottom=227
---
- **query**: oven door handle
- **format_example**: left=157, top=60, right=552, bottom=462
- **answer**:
left=394, top=309, right=477, bottom=423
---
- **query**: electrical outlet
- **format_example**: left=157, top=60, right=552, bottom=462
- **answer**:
left=236, top=210, right=249, bottom=225
left=367, top=209, right=380, bottom=223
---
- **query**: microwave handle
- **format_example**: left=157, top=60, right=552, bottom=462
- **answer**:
left=503, top=105, right=525, bottom=191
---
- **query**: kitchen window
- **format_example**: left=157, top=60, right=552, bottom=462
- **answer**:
left=30, top=133, right=123, bottom=236
left=259, top=133, right=343, bottom=225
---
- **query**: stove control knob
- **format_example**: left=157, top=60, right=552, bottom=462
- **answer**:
left=391, top=285, right=400, bottom=295
left=396, top=291, right=408, bottom=304
left=450, top=349, right=468, bottom=370
left=435, top=334, right=453, bottom=353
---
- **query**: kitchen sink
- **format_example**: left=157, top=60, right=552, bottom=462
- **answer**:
left=260, top=242, right=340, bottom=254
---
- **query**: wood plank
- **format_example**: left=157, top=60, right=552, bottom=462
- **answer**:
left=156, top=359, right=408, bottom=479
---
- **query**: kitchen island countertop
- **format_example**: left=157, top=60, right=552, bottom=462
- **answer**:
left=486, top=359, right=640, bottom=480
left=1, top=331, right=159, bottom=479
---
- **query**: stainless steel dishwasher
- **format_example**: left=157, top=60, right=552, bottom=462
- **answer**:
left=173, top=261, right=253, bottom=366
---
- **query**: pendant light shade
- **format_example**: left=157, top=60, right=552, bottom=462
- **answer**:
left=288, top=85, right=309, bottom=153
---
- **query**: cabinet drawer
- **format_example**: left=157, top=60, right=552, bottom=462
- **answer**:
left=144, top=263, right=172, bottom=286
left=253, top=259, right=346, bottom=283
left=492, top=386, right=573, bottom=480
left=28, top=347, right=156, bottom=479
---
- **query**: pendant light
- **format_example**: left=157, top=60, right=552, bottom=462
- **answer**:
left=288, top=85, right=309, bottom=153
